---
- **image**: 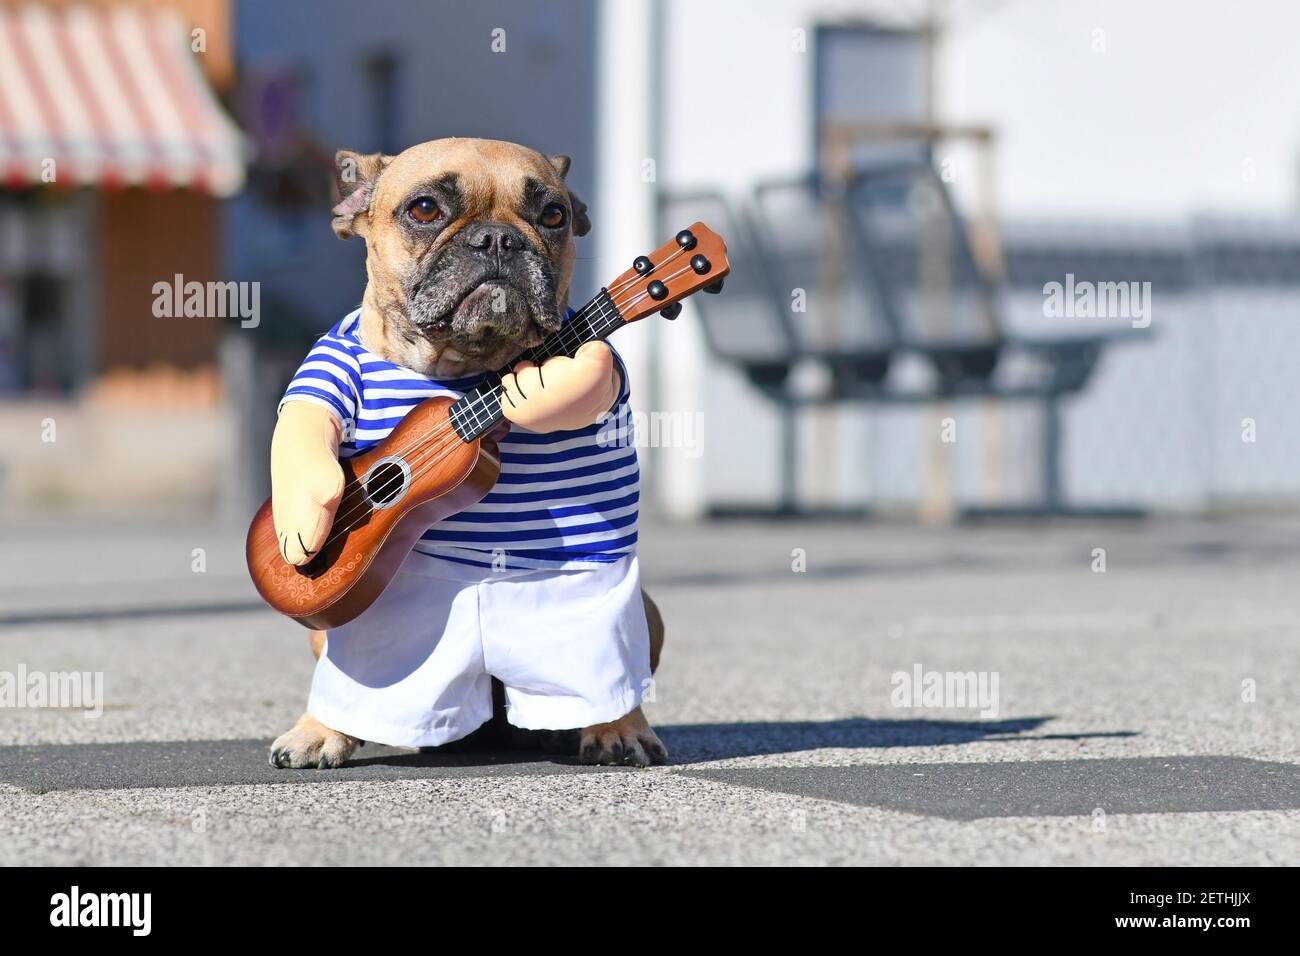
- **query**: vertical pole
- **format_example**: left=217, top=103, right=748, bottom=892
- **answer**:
left=780, top=401, right=798, bottom=514
left=594, top=0, right=673, bottom=513
left=218, top=332, right=259, bottom=524
left=1042, top=394, right=1063, bottom=512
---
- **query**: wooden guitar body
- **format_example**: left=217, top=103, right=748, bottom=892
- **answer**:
left=246, top=396, right=500, bottom=630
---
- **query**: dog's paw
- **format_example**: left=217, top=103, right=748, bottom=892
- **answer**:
left=269, top=713, right=359, bottom=769
left=578, top=707, right=668, bottom=768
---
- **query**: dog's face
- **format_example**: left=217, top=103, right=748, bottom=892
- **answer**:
left=331, top=138, right=591, bottom=377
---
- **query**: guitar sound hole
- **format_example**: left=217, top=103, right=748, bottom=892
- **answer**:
left=364, top=459, right=410, bottom=509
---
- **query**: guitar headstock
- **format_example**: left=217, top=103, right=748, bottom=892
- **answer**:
left=604, top=222, right=730, bottom=324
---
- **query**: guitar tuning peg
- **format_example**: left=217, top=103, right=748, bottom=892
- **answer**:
left=660, top=301, right=682, bottom=320
left=704, top=278, right=725, bottom=294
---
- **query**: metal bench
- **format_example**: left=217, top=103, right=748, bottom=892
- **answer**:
left=659, top=162, right=1145, bottom=515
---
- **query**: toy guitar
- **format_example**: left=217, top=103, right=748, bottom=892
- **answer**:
left=247, top=222, right=729, bottom=629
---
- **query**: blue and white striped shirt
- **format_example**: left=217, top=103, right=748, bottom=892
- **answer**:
left=280, top=309, right=638, bottom=570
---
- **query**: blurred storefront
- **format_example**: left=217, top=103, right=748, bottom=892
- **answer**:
left=0, top=0, right=243, bottom=511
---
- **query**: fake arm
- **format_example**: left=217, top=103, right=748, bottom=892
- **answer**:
left=499, top=341, right=621, bottom=433
left=270, top=401, right=346, bottom=566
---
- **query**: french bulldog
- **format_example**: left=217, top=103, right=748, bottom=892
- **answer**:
left=267, top=138, right=665, bottom=769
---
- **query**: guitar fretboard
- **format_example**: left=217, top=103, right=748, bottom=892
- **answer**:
left=449, top=288, right=624, bottom=441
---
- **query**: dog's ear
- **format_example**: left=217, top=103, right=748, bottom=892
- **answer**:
left=548, top=154, right=572, bottom=179
left=331, top=150, right=392, bottom=239
left=548, top=154, right=591, bottom=238
left=567, top=187, right=591, bottom=237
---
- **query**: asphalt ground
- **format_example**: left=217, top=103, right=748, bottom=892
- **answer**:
left=1, top=514, right=1297, bottom=865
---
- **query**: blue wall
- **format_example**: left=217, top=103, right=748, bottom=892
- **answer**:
left=226, top=0, right=600, bottom=343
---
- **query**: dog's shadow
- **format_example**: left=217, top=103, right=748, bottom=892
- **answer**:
left=656, top=716, right=1135, bottom=763
left=342, top=715, right=1137, bottom=769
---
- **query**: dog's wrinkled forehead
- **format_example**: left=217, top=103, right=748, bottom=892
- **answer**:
left=395, top=140, right=559, bottom=213
left=377, top=139, right=563, bottom=235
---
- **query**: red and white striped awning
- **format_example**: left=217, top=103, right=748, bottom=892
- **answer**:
left=0, top=4, right=245, bottom=196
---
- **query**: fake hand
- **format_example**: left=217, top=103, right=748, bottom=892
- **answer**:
left=271, top=401, right=346, bottom=566
left=499, top=341, right=620, bottom=433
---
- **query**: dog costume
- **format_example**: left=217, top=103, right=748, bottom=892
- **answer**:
left=280, top=308, right=651, bottom=747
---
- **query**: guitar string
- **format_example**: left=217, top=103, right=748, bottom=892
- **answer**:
left=297, top=252, right=703, bottom=560
left=603, top=242, right=688, bottom=297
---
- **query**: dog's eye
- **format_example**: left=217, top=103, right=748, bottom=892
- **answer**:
left=408, top=197, right=443, bottom=224
left=539, top=203, right=567, bottom=229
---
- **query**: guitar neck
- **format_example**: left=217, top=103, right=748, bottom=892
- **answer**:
left=448, top=289, right=625, bottom=441
left=447, top=221, right=730, bottom=442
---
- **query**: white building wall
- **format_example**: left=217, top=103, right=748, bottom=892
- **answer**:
left=939, top=0, right=1300, bottom=219
left=618, top=0, right=1300, bottom=516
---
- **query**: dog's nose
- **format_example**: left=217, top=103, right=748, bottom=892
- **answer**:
left=464, top=221, right=525, bottom=255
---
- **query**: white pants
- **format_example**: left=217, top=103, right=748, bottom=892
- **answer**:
left=307, top=551, right=652, bottom=747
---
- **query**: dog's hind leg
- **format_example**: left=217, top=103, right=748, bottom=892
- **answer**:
left=575, top=589, right=668, bottom=767
left=503, top=590, right=667, bottom=759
